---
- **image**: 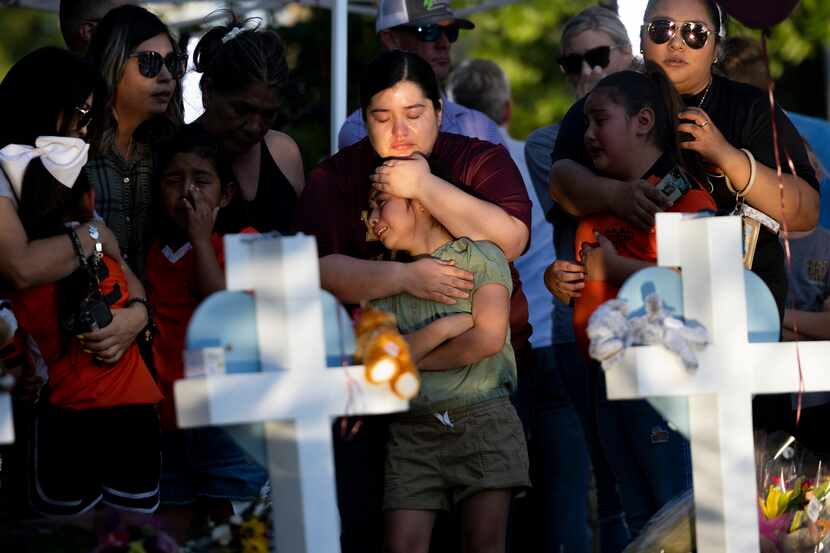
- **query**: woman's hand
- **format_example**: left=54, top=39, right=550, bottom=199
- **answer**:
left=611, top=179, right=672, bottom=230
left=677, top=107, right=734, bottom=166
left=581, top=232, right=618, bottom=282
left=369, top=154, right=431, bottom=199
left=80, top=303, right=148, bottom=364
left=543, top=259, right=585, bottom=303
left=403, top=257, right=475, bottom=305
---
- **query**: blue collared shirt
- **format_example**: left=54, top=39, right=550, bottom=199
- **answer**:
left=337, top=97, right=506, bottom=151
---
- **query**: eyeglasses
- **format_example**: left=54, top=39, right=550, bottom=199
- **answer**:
left=402, top=24, right=460, bottom=44
left=74, top=104, right=93, bottom=130
left=128, top=50, right=187, bottom=79
left=557, top=45, right=613, bottom=75
left=645, top=19, right=712, bottom=50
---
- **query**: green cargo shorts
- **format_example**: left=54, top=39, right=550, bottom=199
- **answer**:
left=384, top=396, right=530, bottom=512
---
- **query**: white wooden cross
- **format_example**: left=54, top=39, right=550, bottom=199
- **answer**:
left=604, top=213, right=830, bottom=553
left=174, top=233, right=409, bottom=553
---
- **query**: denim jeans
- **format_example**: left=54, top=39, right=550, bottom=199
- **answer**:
left=594, top=362, right=693, bottom=537
left=511, top=346, right=596, bottom=552
left=554, top=343, right=631, bottom=553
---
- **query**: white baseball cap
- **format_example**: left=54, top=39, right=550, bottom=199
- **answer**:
left=376, top=0, right=475, bottom=33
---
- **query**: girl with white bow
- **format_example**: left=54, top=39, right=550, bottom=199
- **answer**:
left=0, top=135, right=163, bottom=517
left=0, top=46, right=150, bottom=375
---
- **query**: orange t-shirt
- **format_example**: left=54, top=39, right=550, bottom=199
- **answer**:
left=572, top=172, right=716, bottom=356
left=7, top=256, right=162, bottom=410
left=146, top=229, right=256, bottom=428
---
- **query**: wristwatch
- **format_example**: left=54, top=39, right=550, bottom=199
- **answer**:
left=88, top=224, right=104, bottom=261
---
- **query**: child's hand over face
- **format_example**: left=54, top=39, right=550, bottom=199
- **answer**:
left=582, top=232, right=618, bottom=282
left=184, top=186, right=216, bottom=244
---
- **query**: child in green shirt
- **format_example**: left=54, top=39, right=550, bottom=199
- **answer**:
left=369, top=189, right=529, bottom=553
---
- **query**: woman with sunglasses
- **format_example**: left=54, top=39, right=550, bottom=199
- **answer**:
left=86, top=4, right=185, bottom=281
left=190, top=16, right=305, bottom=235
left=550, top=0, right=819, bottom=322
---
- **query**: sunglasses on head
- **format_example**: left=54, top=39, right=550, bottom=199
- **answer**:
left=74, top=104, right=93, bottom=129
left=403, top=24, right=460, bottom=43
left=557, top=46, right=612, bottom=76
left=128, top=50, right=187, bottom=79
left=646, top=19, right=712, bottom=50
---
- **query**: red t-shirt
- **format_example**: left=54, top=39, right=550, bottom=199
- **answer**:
left=572, top=165, right=717, bottom=356
left=146, top=229, right=256, bottom=429
left=7, top=256, right=162, bottom=410
left=295, top=133, right=533, bottom=358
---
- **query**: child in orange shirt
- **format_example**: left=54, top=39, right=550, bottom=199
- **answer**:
left=4, top=138, right=162, bottom=516
left=145, top=128, right=264, bottom=532
left=570, top=64, right=716, bottom=534
left=573, top=65, right=717, bottom=352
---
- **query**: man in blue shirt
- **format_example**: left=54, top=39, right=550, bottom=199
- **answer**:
left=337, top=0, right=504, bottom=150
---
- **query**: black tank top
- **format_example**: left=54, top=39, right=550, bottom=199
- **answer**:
left=216, top=141, right=297, bottom=234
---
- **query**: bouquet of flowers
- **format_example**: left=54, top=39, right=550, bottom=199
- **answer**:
left=757, top=432, right=830, bottom=553
left=180, top=494, right=271, bottom=553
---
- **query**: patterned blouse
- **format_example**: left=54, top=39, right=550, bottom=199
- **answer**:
left=85, top=142, right=155, bottom=278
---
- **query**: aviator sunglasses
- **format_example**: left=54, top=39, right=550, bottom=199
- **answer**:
left=645, top=19, right=713, bottom=50
left=128, top=50, right=188, bottom=79
left=402, top=24, right=460, bottom=43
left=557, top=45, right=613, bottom=75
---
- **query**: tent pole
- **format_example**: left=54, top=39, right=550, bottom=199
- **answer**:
left=331, top=0, right=348, bottom=154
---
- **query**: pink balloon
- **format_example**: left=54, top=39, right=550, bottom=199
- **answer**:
left=719, top=0, right=800, bottom=29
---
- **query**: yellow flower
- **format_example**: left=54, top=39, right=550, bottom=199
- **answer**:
left=760, top=484, right=801, bottom=519
left=240, top=519, right=267, bottom=539
left=242, top=537, right=269, bottom=553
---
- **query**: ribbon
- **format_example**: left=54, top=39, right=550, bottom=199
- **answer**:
left=760, top=33, right=805, bottom=426
left=0, top=136, right=89, bottom=200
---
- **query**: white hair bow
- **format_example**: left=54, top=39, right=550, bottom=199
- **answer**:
left=0, top=136, right=89, bottom=200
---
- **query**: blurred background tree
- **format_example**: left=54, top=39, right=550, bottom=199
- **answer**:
left=0, top=0, right=827, bottom=163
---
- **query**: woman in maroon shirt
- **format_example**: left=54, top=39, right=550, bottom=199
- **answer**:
left=296, top=50, right=531, bottom=553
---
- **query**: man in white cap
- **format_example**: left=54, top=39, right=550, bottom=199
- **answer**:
left=337, top=0, right=505, bottom=150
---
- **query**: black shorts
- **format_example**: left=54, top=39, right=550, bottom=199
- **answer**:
left=30, top=403, right=160, bottom=516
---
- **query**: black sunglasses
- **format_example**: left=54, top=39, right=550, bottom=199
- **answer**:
left=128, top=50, right=187, bottom=79
left=74, top=104, right=93, bottom=129
left=645, top=19, right=712, bottom=50
left=557, top=46, right=612, bottom=76
left=402, top=24, right=460, bottom=43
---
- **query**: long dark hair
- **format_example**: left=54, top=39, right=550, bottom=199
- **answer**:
left=16, top=161, right=96, bottom=355
left=193, top=14, right=288, bottom=98
left=590, top=61, right=702, bottom=180
left=86, top=4, right=183, bottom=154
left=17, top=161, right=93, bottom=241
left=0, top=47, right=97, bottom=147
left=360, top=50, right=442, bottom=121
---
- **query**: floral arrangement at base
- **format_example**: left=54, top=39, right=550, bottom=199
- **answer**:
left=757, top=432, right=830, bottom=553
left=180, top=495, right=272, bottom=553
